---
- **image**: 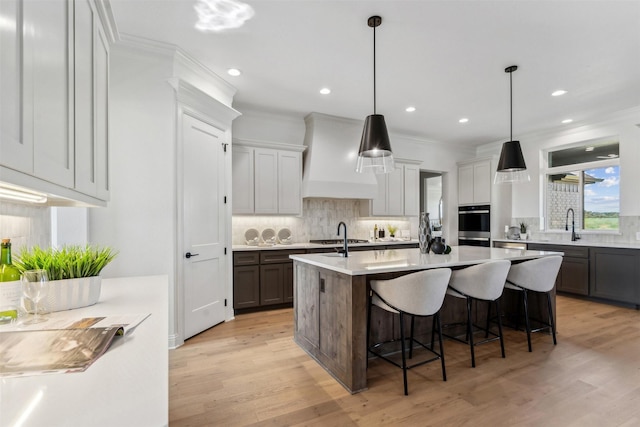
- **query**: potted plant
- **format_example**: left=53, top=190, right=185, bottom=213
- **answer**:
left=519, top=222, right=528, bottom=240
left=387, top=224, right=398, bottom=238
left=14, top=245, right=117, bottom=312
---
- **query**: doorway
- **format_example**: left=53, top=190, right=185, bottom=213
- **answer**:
left=420, top=171, right=443, bottom=235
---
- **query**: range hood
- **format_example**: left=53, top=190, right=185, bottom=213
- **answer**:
left=302, top=113, right=377, bottom=199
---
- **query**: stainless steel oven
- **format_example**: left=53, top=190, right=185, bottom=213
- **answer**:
left=458, top=205, right=491, bottom=247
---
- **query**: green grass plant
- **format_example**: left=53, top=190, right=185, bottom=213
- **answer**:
left=14, top=245, right=117, bottom=281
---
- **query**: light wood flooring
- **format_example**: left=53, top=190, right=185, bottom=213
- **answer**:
left=169, top=296, right=640, bottom=426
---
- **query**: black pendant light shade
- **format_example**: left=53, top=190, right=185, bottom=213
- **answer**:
left=356, top=15, right=394, bottom=174
left=495, top=65, right=530, bottom=184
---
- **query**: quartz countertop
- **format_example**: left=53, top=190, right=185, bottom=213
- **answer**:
left=290, top=246, right=562, bottom=276
left=493, top=238, right=640, bottom=250
left=0, top=275, right=168, bottom=427
left=232, top=239, right=419, bottom=251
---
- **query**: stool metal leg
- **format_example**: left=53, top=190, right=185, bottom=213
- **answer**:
left=522, top=289, right=533, bottom=352
left=495, top=298, right=506, bottom=358
left=436, top=312, right=447, bottom=381
left=547, top=291, right=557, bottom=345
left=467, top=297, right=476, bottom=368
left=399, top=312, right=409, bottom=395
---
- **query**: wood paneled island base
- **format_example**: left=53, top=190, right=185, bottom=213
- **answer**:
left=291, top=247, right=562, bottom=393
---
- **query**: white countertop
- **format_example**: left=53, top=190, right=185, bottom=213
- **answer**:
left=290, top=246, right=562, bottom=276
left=493, top=238, right=640, bottom=250
left=0, top=275, right=169, bottom=427
left=232, top=239, right=419, bottom=251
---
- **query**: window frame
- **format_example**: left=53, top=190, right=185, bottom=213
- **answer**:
left=542, top=149, right=620, bottom=232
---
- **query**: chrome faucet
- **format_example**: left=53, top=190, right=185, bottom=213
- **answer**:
left=337, top=221, right=348, bottom=257
left=565, top=208, right=580, bottom=241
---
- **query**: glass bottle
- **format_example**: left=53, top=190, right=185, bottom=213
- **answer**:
left=0, top=238, right=22, bottom=322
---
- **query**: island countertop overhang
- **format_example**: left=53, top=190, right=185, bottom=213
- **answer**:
left=290, top=246, right=564, bottom=276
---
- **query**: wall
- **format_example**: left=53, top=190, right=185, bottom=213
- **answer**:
left=0, top=202, right=50, bottom=250
left=232, top=109, right=476, bottom=243
left=477, top=107, right=640, bottom=244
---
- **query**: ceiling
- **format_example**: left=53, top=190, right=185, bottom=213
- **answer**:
left=109, top=0, right=640, bottom=148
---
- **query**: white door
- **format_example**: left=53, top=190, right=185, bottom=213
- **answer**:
left=182, top=114, right=227, bottom=339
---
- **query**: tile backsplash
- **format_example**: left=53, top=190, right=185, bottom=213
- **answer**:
left=232, top=198, right=419, bottom=245
left=0, top=202, right=50, bottom=250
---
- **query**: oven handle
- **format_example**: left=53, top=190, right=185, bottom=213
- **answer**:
left=459, top=210, right=490, bottom=214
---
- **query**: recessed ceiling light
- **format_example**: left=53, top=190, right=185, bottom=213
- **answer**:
left=585, top=146, right=595, bottom=152
left=405, top=106, right=416, bottom=112
left=459, top=118, right=469, bottom=123
left=227, top=68, right=241, bottom=77
left=552, top=90, right=567, bottom=97
left=561, top=119, right=573, bottom=124
left=319, top=88, right=331, bottom=95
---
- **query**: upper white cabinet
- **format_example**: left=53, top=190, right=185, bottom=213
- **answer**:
left=0, top=0, right=111, bottom=205
left=361, top=160, right=421, bottom=217
left=458, top=158, right=491, bottom=205
left=232, top=141, right=305, bottom=215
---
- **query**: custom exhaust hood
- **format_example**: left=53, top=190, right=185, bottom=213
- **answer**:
left=302, top=113, right=378, bottom=199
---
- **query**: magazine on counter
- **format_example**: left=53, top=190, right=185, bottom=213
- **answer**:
left=0, top=314, right=150, bottom=377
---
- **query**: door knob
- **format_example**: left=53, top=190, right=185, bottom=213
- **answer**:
left=185, top=252, right=199, bottom=259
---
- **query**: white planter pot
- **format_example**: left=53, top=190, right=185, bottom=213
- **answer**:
left=24, top=276, right=102, bottom=313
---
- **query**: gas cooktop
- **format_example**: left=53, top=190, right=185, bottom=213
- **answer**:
left=309, top=239, right=370, bottom=245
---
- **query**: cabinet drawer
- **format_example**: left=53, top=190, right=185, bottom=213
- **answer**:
left=527, top=243, right=588, bottom=259
left=260, top=249, right=306, bottom=264
left=233, top=251, right=260, bottom=266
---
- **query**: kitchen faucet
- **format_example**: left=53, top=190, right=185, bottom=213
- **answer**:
left=565, top=208, right=580, bottom=241
left=337, top=221, right=348, bottom=257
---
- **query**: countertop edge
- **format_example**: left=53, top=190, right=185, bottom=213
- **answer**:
left=493, top=238, right=640, bottom=250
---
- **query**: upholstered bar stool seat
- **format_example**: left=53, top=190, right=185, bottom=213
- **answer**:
left=504, top=255, right=563, bottom=352
left=445, top=260, right=511, bottom=368
left=367, top=268, right=452, bottom=395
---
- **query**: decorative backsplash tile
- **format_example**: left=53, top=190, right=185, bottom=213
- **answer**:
left=0, top=202, right=51, bottom=250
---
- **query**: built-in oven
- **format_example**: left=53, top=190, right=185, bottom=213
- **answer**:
left=458, top=204, right=491, bottom=247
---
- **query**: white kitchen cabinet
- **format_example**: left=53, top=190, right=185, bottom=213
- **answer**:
left=360, top=159, right=421, bottom=217
left=458, top=159, right=491, bottom=205
left=232, top=141, right=304, bottom=215
left=0, top=0, right=111, bottom=205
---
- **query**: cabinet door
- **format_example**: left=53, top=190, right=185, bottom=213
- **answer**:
left=28, top=0, right=75, bottom=187
left=74, top=0, right=96, bottom=195
left=260, top=263, right=284, bottom=305
left=254, top=148, right=278, bottom=214
left=0, top=0, right=32, bottom=173
left=403, top=164, right=420, bottom=216
left=232, top=145, right=254, bottom=213
left=557, top=257, right=589, bottom=295
left=277, top=151, right=301, bottom=215
left=386, top=164, right=404, bottom=216
left=233, top=265, right=260, bottom=309
left=458, top=164, right=474, bottom=205
left=590, top=248, right=640, bottom=304
left=371, top=173, right=387, bottom=216
left=94, top=20, right=110, bottom=200
left=473, top=160, right=491, bottom=204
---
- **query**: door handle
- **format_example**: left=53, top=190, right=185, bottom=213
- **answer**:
left=185, top=252, right=199, bottom=259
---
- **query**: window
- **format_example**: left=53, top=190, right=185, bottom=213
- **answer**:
left=545, top=140, right=620, bottom=231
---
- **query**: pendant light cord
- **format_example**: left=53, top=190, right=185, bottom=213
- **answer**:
left=373, top=24, right=377, bottom=114
left=509, top=69, right=513, bottom=142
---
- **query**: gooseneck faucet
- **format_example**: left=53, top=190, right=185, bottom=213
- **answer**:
left=337, top=221, right=348, bottom=257
left=565, top=208, right=580, bottom=241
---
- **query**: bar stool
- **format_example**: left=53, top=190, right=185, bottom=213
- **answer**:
left=445, top=260, right=511, bottom=368
left=504, top=255, right=563, bottom=352
left=367, top=268, right=452, bottom=395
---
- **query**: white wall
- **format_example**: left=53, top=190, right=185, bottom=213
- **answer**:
left=477, top=107, right=640, bottom=240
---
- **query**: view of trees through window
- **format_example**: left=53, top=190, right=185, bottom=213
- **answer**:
left=546, top=141, right=619, bottom=231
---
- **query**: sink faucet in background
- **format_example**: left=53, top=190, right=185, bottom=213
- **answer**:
left=565, top=208, right=580, bottom=241
left=337, top=221, right=348, bottom=257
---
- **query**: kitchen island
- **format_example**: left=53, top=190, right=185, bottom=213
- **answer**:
left=0, top=275, right=168, bottom=427
left=290, top=246, right=562, bottom=393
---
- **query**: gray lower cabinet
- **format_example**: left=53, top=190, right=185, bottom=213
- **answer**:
left=590, top=247, right=640, bottom=305
left=527, top=243, right=589, bottom=295
left=233, top=252, right=260, bottom=309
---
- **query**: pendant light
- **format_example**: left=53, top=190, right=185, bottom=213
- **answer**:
left=494, top=65, right=530, bottom=184
left=356, top=15, right=394, bottom=174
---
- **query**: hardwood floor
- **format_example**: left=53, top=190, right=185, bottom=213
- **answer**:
left=169, top=296, right=640, bottom=426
